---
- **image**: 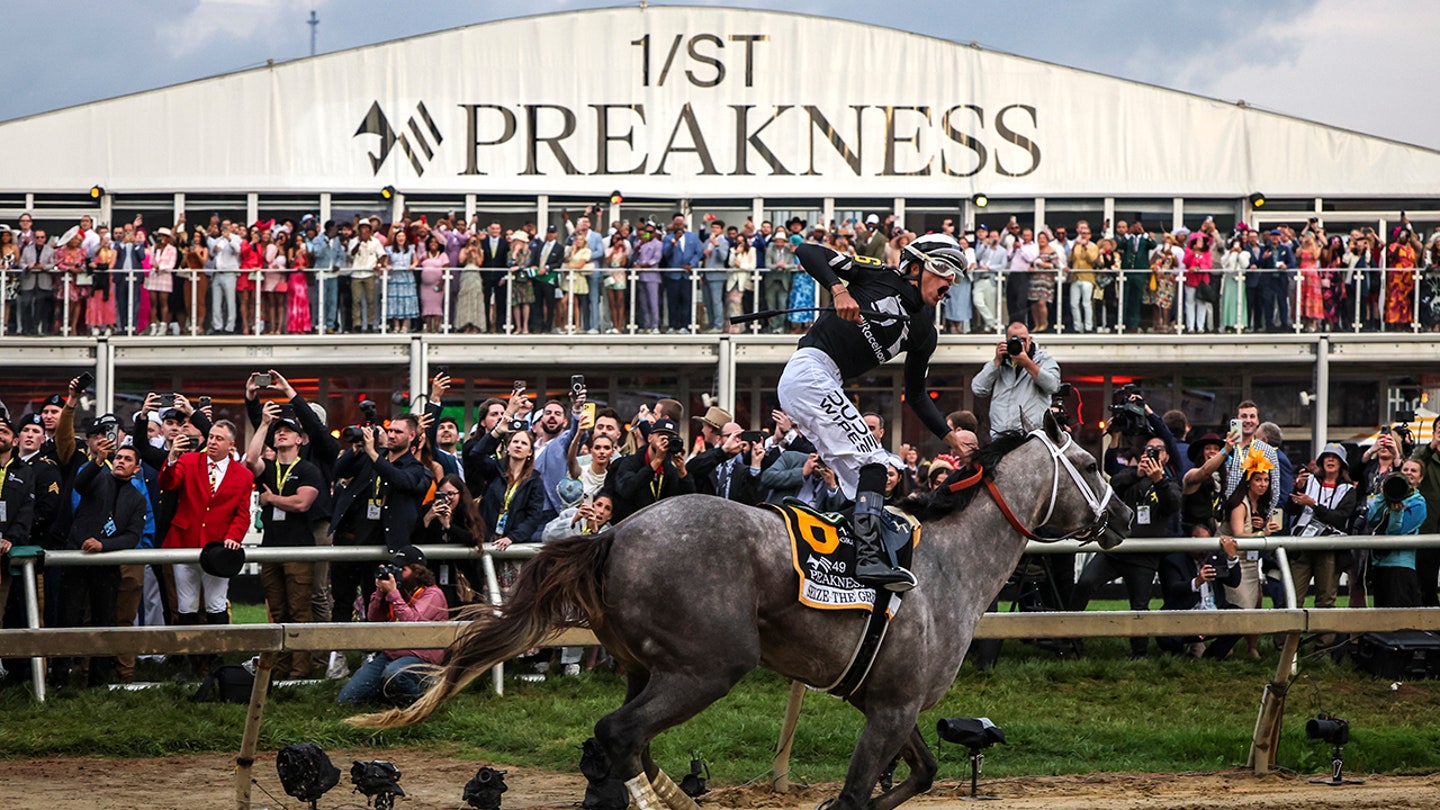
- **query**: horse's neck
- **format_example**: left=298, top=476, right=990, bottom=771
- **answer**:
left=924, top=456, right=1052, bottom=598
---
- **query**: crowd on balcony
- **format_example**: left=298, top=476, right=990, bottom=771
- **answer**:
left=2, top=207, right=1439, bottom=337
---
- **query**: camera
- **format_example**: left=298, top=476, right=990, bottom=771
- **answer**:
left=1381, top=472, right=1412, bottom=504
left=570, top=374, right=585, bottom=396
left=1107, top=384, right=1151, bottom=436
left=1005, top=334, right=1025, bottom=356
left=198, top=395, right=211, bottom=409
left=340, top=400, right=381, bottom=444
left=375, top=563, right=403, bottom=581
left=665, top=434, right=684, bottom=455
left=1306, top=714, right=1349, bottom=746
left=1144, top=445, right=1161, bottom=461
left=506, top=417, right=529, bottom=433
left=253, top=372, right=273, bottom=387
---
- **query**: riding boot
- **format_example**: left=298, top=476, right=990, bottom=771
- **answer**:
left=172, top=612, right=201, bottom=682
left=853, top=489, right=916, bottom=592
left=204, top=610, right=230, bottom=674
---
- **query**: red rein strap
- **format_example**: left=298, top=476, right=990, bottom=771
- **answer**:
left=945, top=464, right=1037, bottom=540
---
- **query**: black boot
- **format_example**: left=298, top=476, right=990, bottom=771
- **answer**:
left=204, top=610, right=230, bottom=675
left=853, top=489, right=916, bottom=592
left=173, top=613, right=201, bottom=682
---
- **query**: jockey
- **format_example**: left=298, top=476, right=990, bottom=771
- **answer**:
left=778, top=233, right=971, bottom=591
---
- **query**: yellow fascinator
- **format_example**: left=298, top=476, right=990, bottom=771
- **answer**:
left=1240, top=444, right=1274, bottom=476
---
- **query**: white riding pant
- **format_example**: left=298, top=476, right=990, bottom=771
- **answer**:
left=778, top=348, right=888, bottom=501
left=173, top=562, right=231, bottom=614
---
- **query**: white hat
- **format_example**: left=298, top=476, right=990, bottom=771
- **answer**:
left=59, top=225, right=81, bottom=245
left=865, top=214, right=880, bottom=225
left=156, top=227, right=173, bottom=238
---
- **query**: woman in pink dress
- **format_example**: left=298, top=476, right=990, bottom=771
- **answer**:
left=286, top=235, right=312, bottom=333
left=262, top=228, right=287, bottom=334
left=87, top=232, right=118, bottom=335
left=417, top=235, right=449, bottom=333
left=237, top=225, right=262, bottom=334
left=144, top=228, right=177, bottom=335
left=1297, top=234, right=1324, bottom=330
left=55, top=231, right=90, bottom=336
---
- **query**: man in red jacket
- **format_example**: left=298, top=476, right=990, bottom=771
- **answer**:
left=160, top=419, right=252, bottom=677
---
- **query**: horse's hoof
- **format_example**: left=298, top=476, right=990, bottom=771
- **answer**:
left=814, top=799, right=836, bottom=810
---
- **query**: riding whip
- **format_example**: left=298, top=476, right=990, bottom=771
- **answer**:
left=729, top=307, right=911, bottom=325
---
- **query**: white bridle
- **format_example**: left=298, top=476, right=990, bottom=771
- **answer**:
left=1028, top=429, right=1116, bottom=542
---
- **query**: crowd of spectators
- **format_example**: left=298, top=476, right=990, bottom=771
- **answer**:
left=4, top=208, right=1440, bottom=337
left=0, top=354, right=1437, bottom=695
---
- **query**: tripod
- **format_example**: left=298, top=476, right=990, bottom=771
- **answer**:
left=961, top=748, right=1001, bottom=801
left=1309, top=744, right=1365, bottom=786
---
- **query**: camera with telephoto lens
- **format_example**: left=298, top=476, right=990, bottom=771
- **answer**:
left=375, top=563, right=403, bottom=582
left=341, top=400, right=381, bottom=444
left=1381, top=472, right=1413, bottom=504
left=1006, top=334, right=1025, bottom=356
left=1108, top=384, right=1151, bottom=437
left=666, top=435, right=684, bottom=454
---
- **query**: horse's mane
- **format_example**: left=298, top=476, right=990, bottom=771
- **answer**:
left=898, top=431, right=1035, bottom=522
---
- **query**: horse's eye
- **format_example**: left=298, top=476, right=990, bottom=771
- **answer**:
left=1086, top=463, right=1098, bottom=473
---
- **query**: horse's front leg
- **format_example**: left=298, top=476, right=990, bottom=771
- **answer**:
left=866, top=725, right=936, bottom=810
left=826, top=707, right=920, bottom=810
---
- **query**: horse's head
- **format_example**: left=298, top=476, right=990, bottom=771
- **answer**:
left=1004, top=413, right=1132, bottom=549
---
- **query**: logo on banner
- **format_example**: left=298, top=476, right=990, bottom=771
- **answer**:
left=354, top=100, right=444, bottom=176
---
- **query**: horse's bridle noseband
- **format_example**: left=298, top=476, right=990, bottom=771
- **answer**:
left=947, top=430, right=1115, bottom=543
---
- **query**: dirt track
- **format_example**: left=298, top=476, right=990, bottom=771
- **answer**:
left=2, top=750, right=1437, bottom=809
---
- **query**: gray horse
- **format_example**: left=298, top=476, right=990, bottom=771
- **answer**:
left=353, top=419, right=1131, bottom=810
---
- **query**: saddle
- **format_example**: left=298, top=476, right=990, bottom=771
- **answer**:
left=765, top=499, right=920, bottom=700
left=766, top=499, right=918, bottom=612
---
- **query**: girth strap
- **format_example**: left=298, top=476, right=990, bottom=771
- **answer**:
left=823, top=592, right=903, bottom=700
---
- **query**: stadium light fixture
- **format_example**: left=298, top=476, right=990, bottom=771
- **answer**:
left=971, top=193, right=989, bottom=208
left=89, top=185, right=106, bottom=200
left=609, top=190, right=624, bottom=205
left=1248, top=192, right=1266, bottom=209
left=380, top=185, right=397, bottom=201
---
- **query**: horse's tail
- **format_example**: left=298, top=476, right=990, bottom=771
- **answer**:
left=347, top=531, right=614, bottom=729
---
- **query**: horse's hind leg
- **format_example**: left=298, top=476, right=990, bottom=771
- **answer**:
left=827, top=707, right=920, bottom=810
left=868, top=725, right=936, bottom=810
left=595, top=668, right=745, bottom=810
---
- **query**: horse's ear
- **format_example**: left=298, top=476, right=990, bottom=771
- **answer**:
left=1042, top=408, right=1065, bottom=444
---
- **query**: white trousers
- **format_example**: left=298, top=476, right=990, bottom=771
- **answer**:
left=778, top=348, right=888, bottom=500
left=174, top=562, right=230, bottom=614
left=1068, top=280, right=1095, bottom=332
left=971, top=276, right=1001, bottom=331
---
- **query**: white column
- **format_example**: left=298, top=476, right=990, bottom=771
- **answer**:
left=319, top=192, right=332, bottom=224
left=1103, top=197, right=1116, bottom=238
left=1313, top=335, right=1329, bottom=459
left=391, top=192, right=404, bottom=224
left=246, top=193, right=259, bottom=226
left=174, top=192, right=185, bottom=225
left=1033, top=197, right=1045, bottom=232
left=536, top=194, right=549, bottom=230
left=1173, top=197, right=1184, bottom=232
left=716, top=336, right=736, bottom=416
left=409, top=335, right=426, bottom=410
left=822, top=198, right=835, bottom=231
left=752, top=197, right=764, bottom=227
left=892, top=197, right=905, bottom=230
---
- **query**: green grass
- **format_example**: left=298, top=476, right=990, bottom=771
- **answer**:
left=6, top=627, right=1439, bottom=782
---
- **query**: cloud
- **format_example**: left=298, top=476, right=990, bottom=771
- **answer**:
left=1153, top=0, right=1440, bottom=149
left=159, top=0, right=334, bottom=59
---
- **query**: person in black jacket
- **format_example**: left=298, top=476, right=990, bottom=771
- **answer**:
left=472, top=429, right=547, bottom=550
left=59, top=442, right=147, bottom=686
left=603, top=419, right=695, bottom=522
left=244, top=369, right=342, bottom=655
left=1069, top=435, right=1182, bottom=658
left=418, top=473, right=482, bottom=607
left=0, top=414, right=37, bottom=630
left=330, top=413, right=433, bottom=617
left=1158, top=527, right=1243, bottom=660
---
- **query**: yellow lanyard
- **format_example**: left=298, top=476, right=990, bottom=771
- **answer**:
left=275, top=459, right=299, bottom=494
left=501, top=480, right=520, bottom=514
left=0, top=456, right=11, bottom=498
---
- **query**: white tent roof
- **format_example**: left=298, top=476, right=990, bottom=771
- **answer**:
left=4, top=6, right=1439, bottom=198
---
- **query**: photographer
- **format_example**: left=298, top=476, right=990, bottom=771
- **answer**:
left=604, top=418, right=695, bottom=522
left=1364, top=462, right=1427, bottom=607
left=1409, top=421, right=1440, bottom=607
left=470, top=419, right=546, bottom=552
left=57, top=442, right=147, bottom=687
left=971, top=322, right=1061, bottom=439
left=330, top=414, right=433, bottom=615
left=1068, top=437, right=1180, bottom=658
left=243, top=402, right=323, bottom=679
left=419, top=474, right=482, bottom=606
left=1158, top=526, right=1243, bottom=660
left=1284, top=444, right=1356, bottom=617
left=335, top=545, right=448, bottom=707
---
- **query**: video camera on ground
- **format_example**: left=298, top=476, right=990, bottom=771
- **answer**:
left=341, top=400, right=381, bottom=444
left=1108, top=384, right=1150, bottom=437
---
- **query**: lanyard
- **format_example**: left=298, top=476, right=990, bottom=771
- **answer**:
left=501, top=480, right=520, bottom=514
left=275, top=459, right=299, bottom=495
left=0, top=456, right=10, bottom=499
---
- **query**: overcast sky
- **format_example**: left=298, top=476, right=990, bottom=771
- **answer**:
left=5, top=0, right=1437, bottom=149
